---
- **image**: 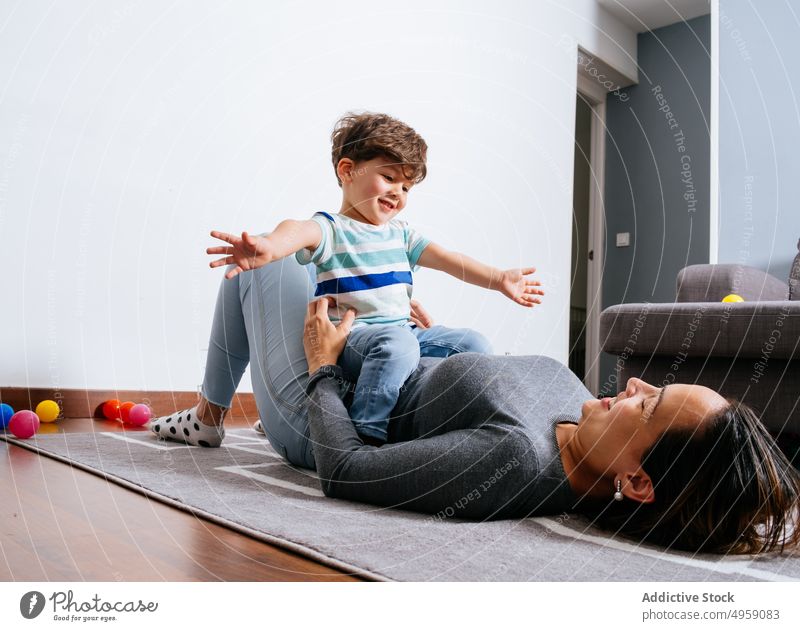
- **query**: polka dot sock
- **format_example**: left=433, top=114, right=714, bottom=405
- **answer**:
left=148, top=405, right=225, bottom=447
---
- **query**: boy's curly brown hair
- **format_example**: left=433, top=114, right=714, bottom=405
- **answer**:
left=331, top=112, right=428, bottom=187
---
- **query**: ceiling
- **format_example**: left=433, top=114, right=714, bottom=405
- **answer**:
left=598, top=0, right=711, bottom=32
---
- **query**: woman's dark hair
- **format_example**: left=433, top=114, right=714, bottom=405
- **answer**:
left=577, top=400, right=800, bottom=555
left=330, top=112, right=428, bottom=187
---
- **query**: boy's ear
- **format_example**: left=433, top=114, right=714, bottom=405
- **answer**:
left=337, top=158, right=355, bottom=184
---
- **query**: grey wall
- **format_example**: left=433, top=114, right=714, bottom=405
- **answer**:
left=718, top=1, right=800, bottom=281
left=599, top=15, right=711, bottom=394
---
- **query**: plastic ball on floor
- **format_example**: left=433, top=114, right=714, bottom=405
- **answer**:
left=102, top=399, right=122, bottom=420
left=722, top=294, right=744, bottom=303
left=35, top=399, right=61, bottom=423
left=119, top=401, right=136, bottom=423
left=0, top=403, right=14, bottom=429
left=9, top=410, right=40, bottom=439
left=127, top=404, right=152, bottom=426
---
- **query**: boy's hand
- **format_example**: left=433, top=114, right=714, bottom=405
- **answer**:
left=409, top=299, right=434, bottom=329
left=497, top=267, right=544, bottom=307
left=207, top=230, right=277, bottom=280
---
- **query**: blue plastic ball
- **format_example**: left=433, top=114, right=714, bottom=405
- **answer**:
left=0, top=403, right=14, bottom=429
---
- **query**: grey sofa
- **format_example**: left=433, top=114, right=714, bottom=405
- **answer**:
left=600, top=258, right=800, bottom=442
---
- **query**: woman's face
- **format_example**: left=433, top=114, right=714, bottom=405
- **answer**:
left=575, top=378, right=728, bottom=473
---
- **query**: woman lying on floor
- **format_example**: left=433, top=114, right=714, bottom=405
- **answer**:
left=149, top=250, right=800, bottom=556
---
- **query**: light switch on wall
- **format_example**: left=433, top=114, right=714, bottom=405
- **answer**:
left=616, top=232, right=631, bottom=247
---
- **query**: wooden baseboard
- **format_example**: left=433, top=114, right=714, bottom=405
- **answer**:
left=0, top=387, right=258, bottom=420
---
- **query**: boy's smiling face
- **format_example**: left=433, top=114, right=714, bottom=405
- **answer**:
left=337, top=157, right=415, bottom=226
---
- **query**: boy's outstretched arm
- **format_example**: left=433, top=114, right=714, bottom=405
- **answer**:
left=416, top=242, right=544, bottom=308
left=207, top=219, right=322, bottom=280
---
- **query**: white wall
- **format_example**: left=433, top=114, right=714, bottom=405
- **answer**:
left=0, top=0, right=636, bottom=392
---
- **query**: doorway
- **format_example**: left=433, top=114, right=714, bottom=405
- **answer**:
left=569, top=94, right=592, bottom=384
left=569, top=83, right=606, bottom=395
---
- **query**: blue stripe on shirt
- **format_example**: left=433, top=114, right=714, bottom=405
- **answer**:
left=314, top=271, right=413, bottom=296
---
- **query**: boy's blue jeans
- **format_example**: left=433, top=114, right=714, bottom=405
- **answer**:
left=339, top=323, right=493, bottom=441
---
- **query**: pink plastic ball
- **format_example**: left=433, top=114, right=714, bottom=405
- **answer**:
left=127, top=404, right=152, bottom=426
left=8, top=410, right=40, bottom=439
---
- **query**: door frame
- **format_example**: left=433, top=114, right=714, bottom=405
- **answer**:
left=575, top=73, right=607, bottom=395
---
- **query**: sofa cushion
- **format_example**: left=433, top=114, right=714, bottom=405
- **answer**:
left=600, top=301, right=800, bottom=359
left=677, top=264, right=788, bottom=302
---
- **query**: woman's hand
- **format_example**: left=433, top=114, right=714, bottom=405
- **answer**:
left=498, top=267, right=544, bottom=307
left=303, top=298, right=356, bottom=374
left=409, top=299, right=434, bottom=329
left=207, top=230, right=277, bottom=280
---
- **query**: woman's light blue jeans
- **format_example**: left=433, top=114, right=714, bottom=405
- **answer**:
left=200, top=255, right=492, bottom=469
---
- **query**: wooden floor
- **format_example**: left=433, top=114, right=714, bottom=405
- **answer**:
left=0, top=415, right=361, bottom=581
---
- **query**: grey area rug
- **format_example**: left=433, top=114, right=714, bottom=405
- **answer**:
left=2, top=428, right=799, bottom=582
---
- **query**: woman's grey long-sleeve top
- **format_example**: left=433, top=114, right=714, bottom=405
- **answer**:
left=306, top=352, right=589, bottom=519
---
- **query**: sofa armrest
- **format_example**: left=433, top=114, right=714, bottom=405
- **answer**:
left=676, top=264, right=788, bottom=302
left=601, top=301, right=800, bottom=359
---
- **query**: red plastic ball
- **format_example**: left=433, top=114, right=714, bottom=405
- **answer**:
left=102, top=399, right=122, bottom=420
left=9, top=410, right=40, bottom=439
left=127, top=404, right=152, bottom=426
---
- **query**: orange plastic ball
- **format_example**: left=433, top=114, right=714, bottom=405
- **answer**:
left=102, top=399, right=122, bottom=420
left=119, top=401, right=136, bottom=423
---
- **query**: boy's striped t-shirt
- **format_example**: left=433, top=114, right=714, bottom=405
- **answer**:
left=295, top=211, right=430, bottom=328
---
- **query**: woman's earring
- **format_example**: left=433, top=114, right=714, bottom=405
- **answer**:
left=613, top=479, right=623, bottom=501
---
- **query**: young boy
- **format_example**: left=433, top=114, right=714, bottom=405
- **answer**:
left=205, top=112, right=543, bottom=444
